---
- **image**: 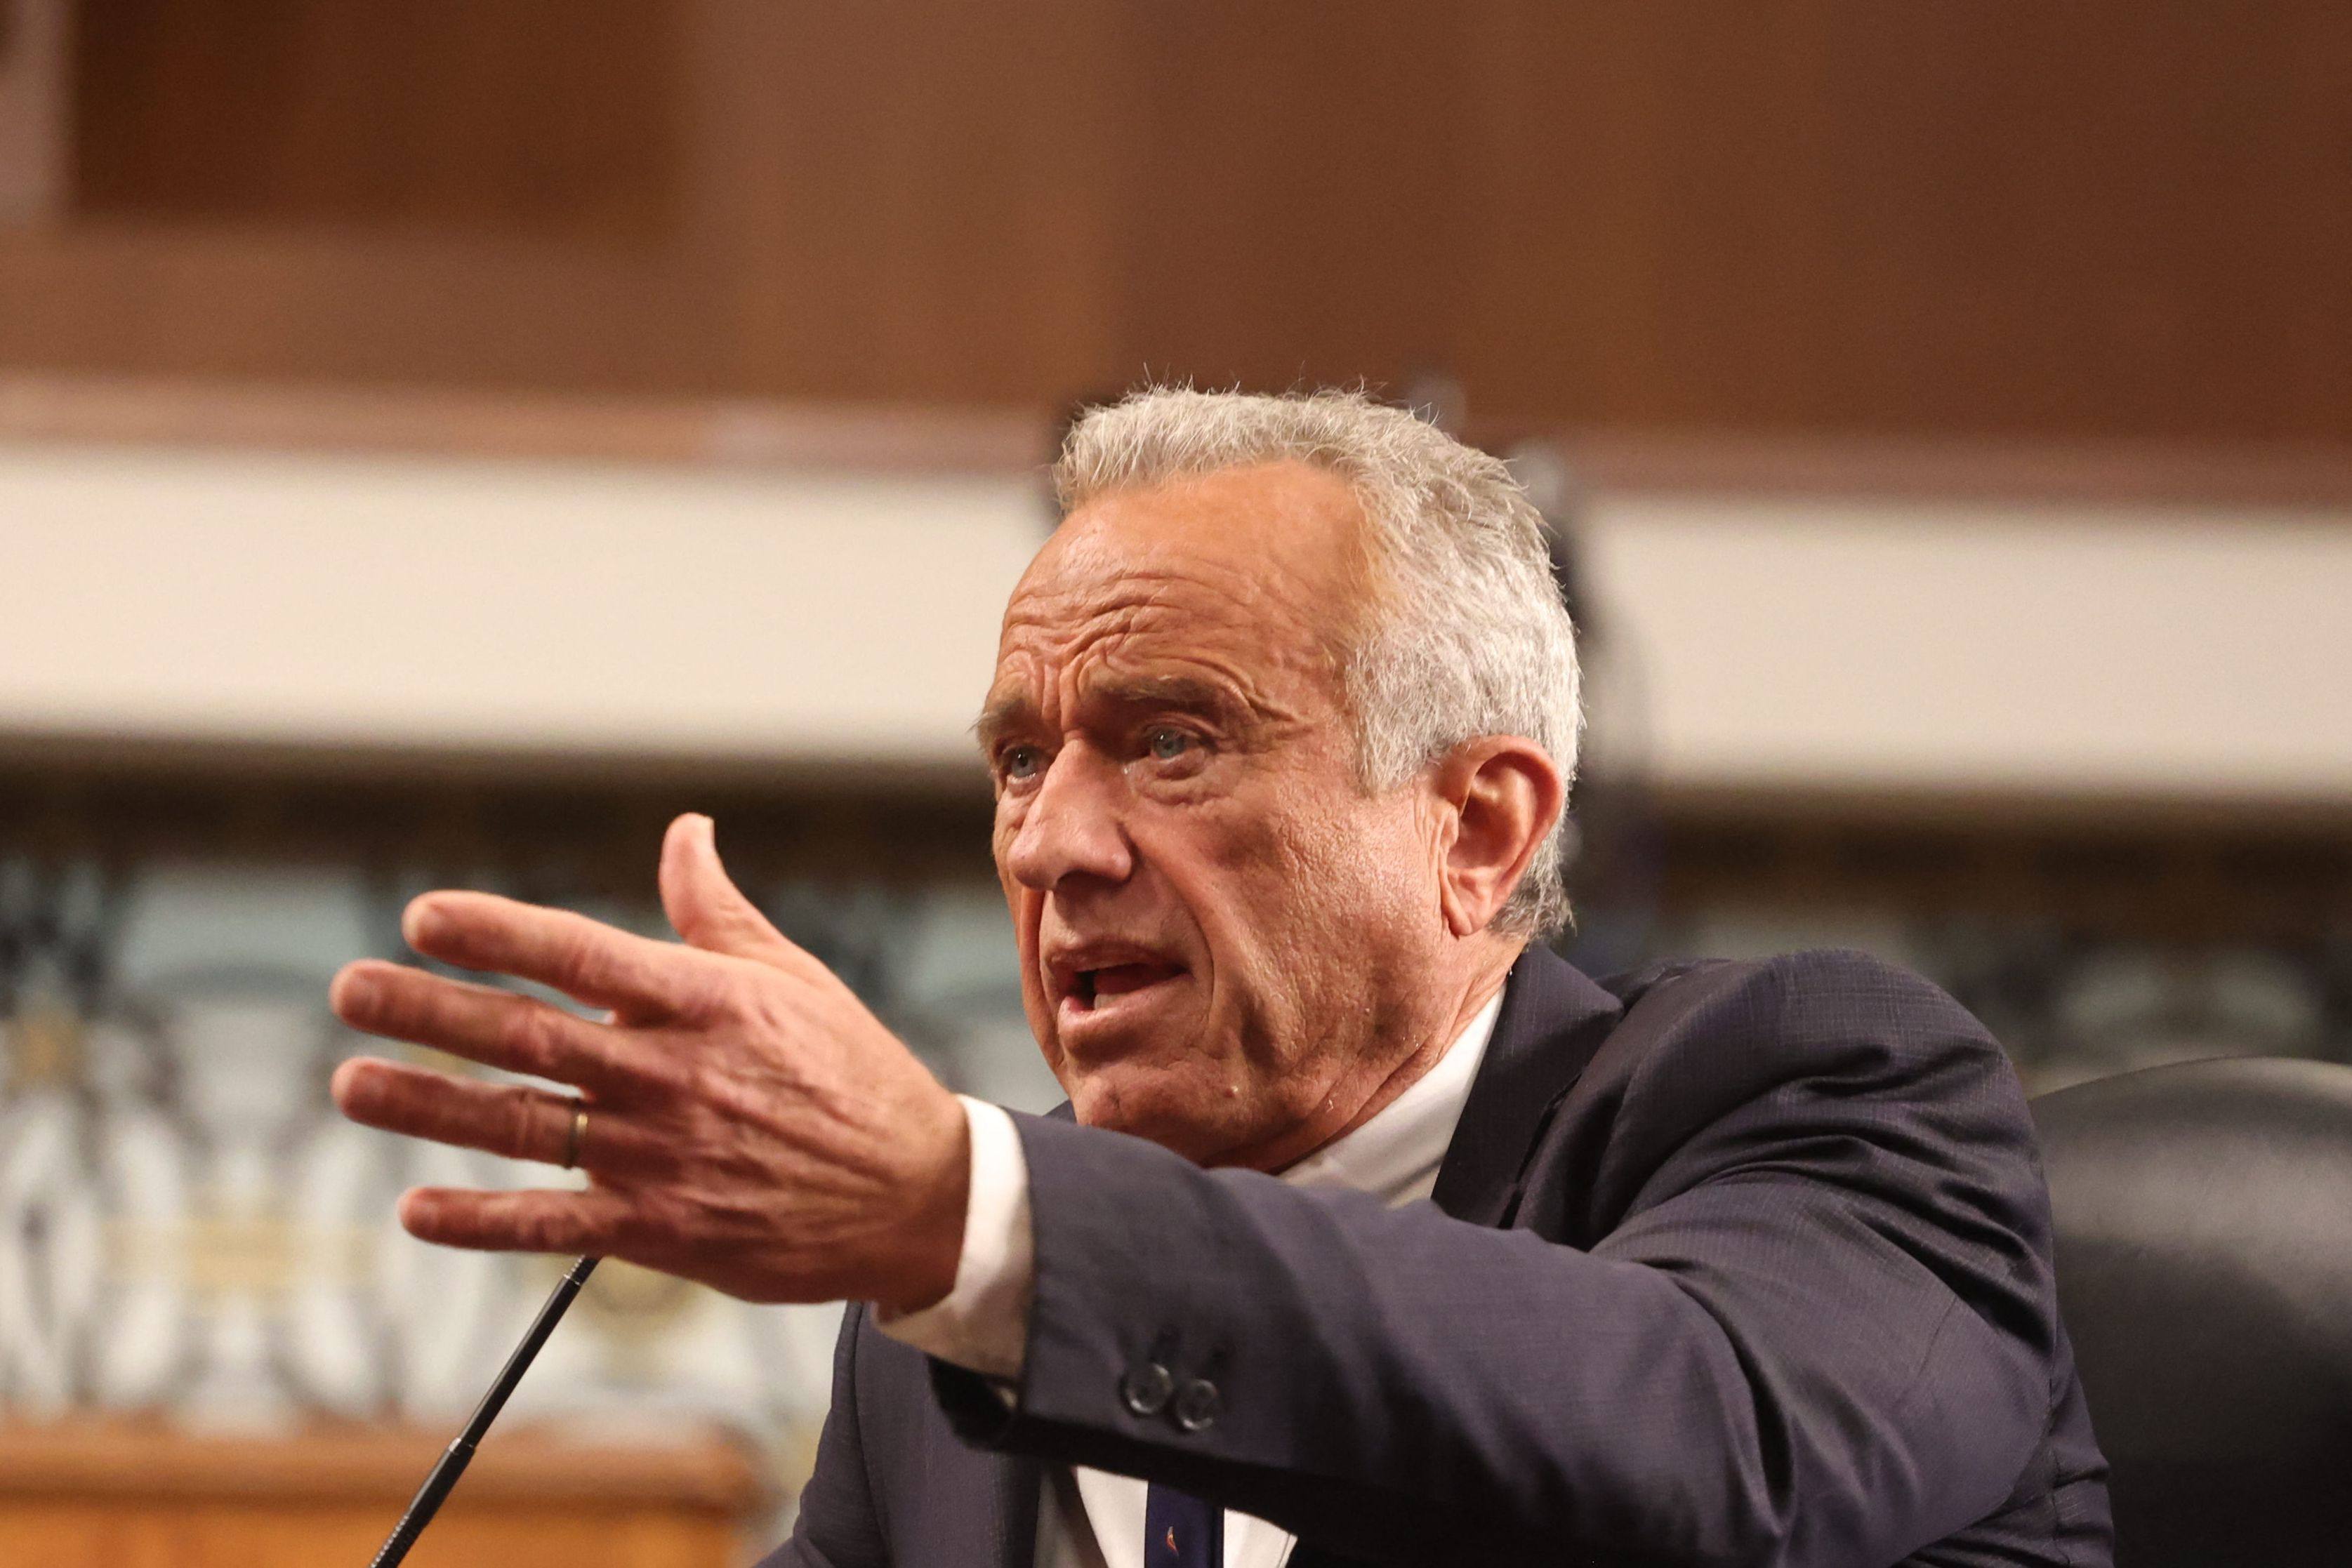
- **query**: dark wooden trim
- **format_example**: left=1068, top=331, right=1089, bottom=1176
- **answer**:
left=1524, top=428, right=2352, bottom=510
left=1641, top=781, right=2352, bottom=945
left=0, top=724, right=991, bottom=796
left=0, top=740, right=1000, bottom=891
left=1647, top=778, right=2352, bottom=839
left=7, top=373, right=2352, bottom=507
left=0, top=1420, right=764, bottom=1510
left=0, top=371, right=1053, bottom=476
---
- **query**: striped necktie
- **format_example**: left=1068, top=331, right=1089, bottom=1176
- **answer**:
left=1144, top=1484, right=1222, bottom=1568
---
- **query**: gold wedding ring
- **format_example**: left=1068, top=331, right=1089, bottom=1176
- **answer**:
left=561, top=1103, right=588, bottom=1169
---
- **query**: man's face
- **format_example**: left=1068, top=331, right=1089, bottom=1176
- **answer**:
left=982, top=461, right=1452, bottom=1167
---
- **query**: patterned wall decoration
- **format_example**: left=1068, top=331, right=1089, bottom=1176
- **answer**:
left=2, top=835, right=2348, bottom=1496
left=0, top=849, right=1053, bottom=1501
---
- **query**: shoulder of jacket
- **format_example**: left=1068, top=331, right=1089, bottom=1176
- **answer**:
left=1592, top=947, right=2002, bottom=1086
left=1601, top=947, right=1964, bottom=1013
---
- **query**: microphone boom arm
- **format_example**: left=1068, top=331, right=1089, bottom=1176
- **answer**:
left=369, top=1254, right=602, bottom=1568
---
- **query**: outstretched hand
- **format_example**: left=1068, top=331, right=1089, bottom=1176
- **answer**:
left=328, top=813, right=970, bottom=1313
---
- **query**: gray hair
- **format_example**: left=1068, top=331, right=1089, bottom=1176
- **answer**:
left=1052, top=387, right=1583, bottom=937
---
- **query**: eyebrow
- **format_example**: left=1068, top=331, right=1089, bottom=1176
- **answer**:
left=972, top=695, right=1032, bottom=756
left=972, top=675, right=1242, bottom=755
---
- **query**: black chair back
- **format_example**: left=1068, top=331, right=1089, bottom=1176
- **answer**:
left=2033, top=1056, right=2352, bottom=1568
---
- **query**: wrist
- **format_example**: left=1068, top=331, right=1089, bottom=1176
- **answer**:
left=875, top=1087, right=971, bottom=1315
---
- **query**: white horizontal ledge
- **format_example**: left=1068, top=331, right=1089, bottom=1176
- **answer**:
left=0, top=441, right=1049, bottom=771
left=1, top=436, right=2348, bottom=806
left=1583, top=496, right=2352, bottom=804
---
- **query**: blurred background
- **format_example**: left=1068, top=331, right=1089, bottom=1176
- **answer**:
left=1, top=4, right=2348, bottom=1563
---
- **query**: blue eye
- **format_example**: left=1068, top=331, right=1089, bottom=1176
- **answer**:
left=1146, top=727, right=1194, bottom=762
left=1000, top=745, right=1043, bottom=780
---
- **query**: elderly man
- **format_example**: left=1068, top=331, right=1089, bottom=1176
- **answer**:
left=329, top=389, right=2111, bottom=1566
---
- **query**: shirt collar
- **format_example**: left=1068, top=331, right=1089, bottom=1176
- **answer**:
left=1276, top=986, right=1506, bottom=1207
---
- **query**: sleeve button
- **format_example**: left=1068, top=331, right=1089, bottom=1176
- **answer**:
left=1173, top=1377, right=1222, bottom=1432
left=1120, top=1362, right=1175, bottom=1416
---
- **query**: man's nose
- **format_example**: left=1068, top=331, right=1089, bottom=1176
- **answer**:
left=1004, top=744, right=1135, bottom=892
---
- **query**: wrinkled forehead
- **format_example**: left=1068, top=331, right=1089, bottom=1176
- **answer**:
left=989, top=462, right=1378, bottom=707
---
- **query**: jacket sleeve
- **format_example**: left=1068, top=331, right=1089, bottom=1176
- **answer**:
left=758, top=1304, right=892, bottom=1568
left=927, top=951, right=2061, bottom=1568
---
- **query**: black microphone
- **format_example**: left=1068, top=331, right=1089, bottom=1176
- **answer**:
left=369, top=1254, right=601, bottom=1568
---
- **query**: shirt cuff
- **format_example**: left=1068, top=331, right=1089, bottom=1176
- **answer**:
left=872, top=1094, right=1035, bottom=1381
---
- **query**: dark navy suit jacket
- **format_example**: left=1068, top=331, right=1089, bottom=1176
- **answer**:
left=766, top=947, right=2113, bottom=1567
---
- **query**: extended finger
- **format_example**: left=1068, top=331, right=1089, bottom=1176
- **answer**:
left=331, top=960, right=636, bottom=1092
left=397, top=1184, right=633, bottom=1255
left=660, top=814, right=818, bottom=976
left=400, top=891, right=715, bottom=1018
left=332, top=1057, right=601, bottom=1168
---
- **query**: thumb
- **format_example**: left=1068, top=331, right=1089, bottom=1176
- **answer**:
left=660, top=813, right=802, bottom=967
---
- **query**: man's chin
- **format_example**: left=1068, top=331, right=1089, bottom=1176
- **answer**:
left=1066, top=1065, right=1249, bottom=1164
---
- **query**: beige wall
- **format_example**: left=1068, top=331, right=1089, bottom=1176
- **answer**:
left=0, top=441, right=1045, bottom=773
left=1584, top=498, right=2352, bottom=802
left=3, top=435, right=2348, bottom=804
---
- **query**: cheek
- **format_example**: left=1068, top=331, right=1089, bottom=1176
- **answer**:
left=992, top=842, right=1059, bottom=1053
left=991, top=834, right=1029, bottom=961
left=1187, top=792, right=1439, bottom=1006
left=1274, top=790, right=1435, bottom=917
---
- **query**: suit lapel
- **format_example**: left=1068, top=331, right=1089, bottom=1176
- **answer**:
left=1430, top=945, right=1621, bottom=1228
left=1289, top=952, right=1615, bottom=1568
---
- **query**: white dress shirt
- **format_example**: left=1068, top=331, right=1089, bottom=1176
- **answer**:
left=879, top=990, right=1505, bottom=1568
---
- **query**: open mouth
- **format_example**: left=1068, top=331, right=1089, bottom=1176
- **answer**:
left=1062, top=959, right=1187, bottom=1012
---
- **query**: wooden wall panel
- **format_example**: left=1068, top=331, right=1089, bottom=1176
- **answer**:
left=0, top=0, right=2346, bottom=444
left=1098, top=4, right=1465, bottom=399
left=0, top=229, right=711, bottom=391
left=0, top=0, right=72, bottom=225
left=72, top=0, right=681, bottom=238
left=1102, top=1, right=2352, bottom=441
left=674, top=0, right=1126, bottom=404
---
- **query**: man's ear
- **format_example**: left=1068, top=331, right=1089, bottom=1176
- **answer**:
left=1431, top=737, right=1566, bottom=937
